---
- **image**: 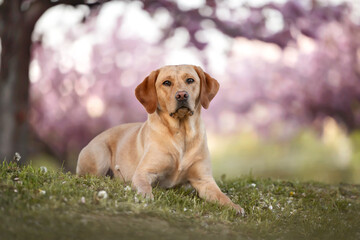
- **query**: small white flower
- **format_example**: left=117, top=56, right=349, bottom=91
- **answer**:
left=268, top=205, right=273, bottom=210
left=183, top=207, right=187, bottom=212
left=98, top=190, right=108, bottom=199
left=80, top=196, right=86, bottom=204
left=14, top=189, right=18, bottom=193
left=39, top=190, right=46, bottom=195
left=250, top=183, right=256, bottom=188
left=13, top=177, right=19, bottom=181
left=40, top=166, right=48, bottom=173
left=124, top=186, right=131, bottom=191
left=62, top=181, right=66, bottom=184
left=14, top=152, right=21, bottom=162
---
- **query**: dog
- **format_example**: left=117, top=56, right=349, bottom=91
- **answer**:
left=76, top=65, right=244, bottom=214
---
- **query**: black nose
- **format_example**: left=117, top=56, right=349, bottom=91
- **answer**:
left=175, top=91, right=189, bottom=101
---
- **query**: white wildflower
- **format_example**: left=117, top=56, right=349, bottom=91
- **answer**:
left=98, top=190, right=108, bottom=199
left=268, top=205, right=273, bottom=210
left=183, top=207, right=187, bottom=212
left=39, top=189, right=46, bottom=195
left=250, top=183, right=256, bottom=188
left=14, top=189, right=18, bottom=193
left=13, top=152, right=21, bottom=162
left=40, top=166, right=48, bottom=173
left=124, top=186, right=131, bottom=191
left=80, top=196, right=86, bottom=204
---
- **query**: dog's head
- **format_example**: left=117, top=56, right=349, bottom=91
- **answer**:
left=135, top=65, right=219, bottom=119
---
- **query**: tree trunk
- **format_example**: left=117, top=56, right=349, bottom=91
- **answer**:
left=0, top=0, right=49, bottom=163
left=0, top=0, right=104, bottom=164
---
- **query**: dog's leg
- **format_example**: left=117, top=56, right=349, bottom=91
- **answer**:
left=131, top=171, right=156, bottom=199
left=188, top=162, right=244, bottom=215
left=131, top=152, right=171, bottom=199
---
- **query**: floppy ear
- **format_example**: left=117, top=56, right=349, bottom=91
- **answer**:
left=135, top=69, right=160, bottom=114
left=193, top=66, right=220, bottom=109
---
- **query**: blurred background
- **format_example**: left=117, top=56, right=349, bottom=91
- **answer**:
left=0, top=0, right=359, bottom=183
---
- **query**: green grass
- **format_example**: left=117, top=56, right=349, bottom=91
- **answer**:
left=209, top=127, right=360, bottom=184
left=1, top=162, right=360, bottom=240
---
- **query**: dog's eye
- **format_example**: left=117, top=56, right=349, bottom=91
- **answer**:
left=186, top=78, right=194, bottom=84
left=163, top=80, right=171, bottom=86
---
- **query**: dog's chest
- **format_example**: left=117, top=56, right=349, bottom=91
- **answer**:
left=157, top=169, right=186, bottom=188
left=157, top=135, right=199, bottom=188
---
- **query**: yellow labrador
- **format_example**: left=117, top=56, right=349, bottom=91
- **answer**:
left=76, top=65, right=244, bottom=214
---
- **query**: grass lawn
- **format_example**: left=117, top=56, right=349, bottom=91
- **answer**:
left=1, top=162, right=359, bottom=240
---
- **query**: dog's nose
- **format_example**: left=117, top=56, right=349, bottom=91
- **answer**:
left=175, top=91, right=189, bottom=101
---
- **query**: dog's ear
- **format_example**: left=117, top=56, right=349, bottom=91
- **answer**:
left=193, top=66, right=220, bottom=109
left=135, top=69, right=160, bottom=114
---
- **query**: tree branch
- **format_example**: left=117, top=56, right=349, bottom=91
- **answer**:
left=24, top=0, right=113, bottom=38
left=25, top=1, right=53, bottom=32
left=46, top=0, right=111, bottom=8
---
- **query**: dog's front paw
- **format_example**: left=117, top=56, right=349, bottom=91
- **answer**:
left=131, top=177, right=154, bottom=200
left=232, top=203, right=245, bottom=216
left=132, top=184, right=154, bottom=200
left=137, top=189, right=154, bottom=200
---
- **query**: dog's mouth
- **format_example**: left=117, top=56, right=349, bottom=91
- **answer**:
left=170, top=106, right=194, bottom=119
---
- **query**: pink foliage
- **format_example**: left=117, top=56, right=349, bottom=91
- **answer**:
left=30, top=17, right=163, bottom=156
left=212, top=19, right=360, bottom=136
left=29, top=1, right=360, bottom=158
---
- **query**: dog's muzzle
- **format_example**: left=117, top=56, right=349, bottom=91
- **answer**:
left=170, top=106, right=194, bottom=118
left=170, top=91, right=194, bottom=118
